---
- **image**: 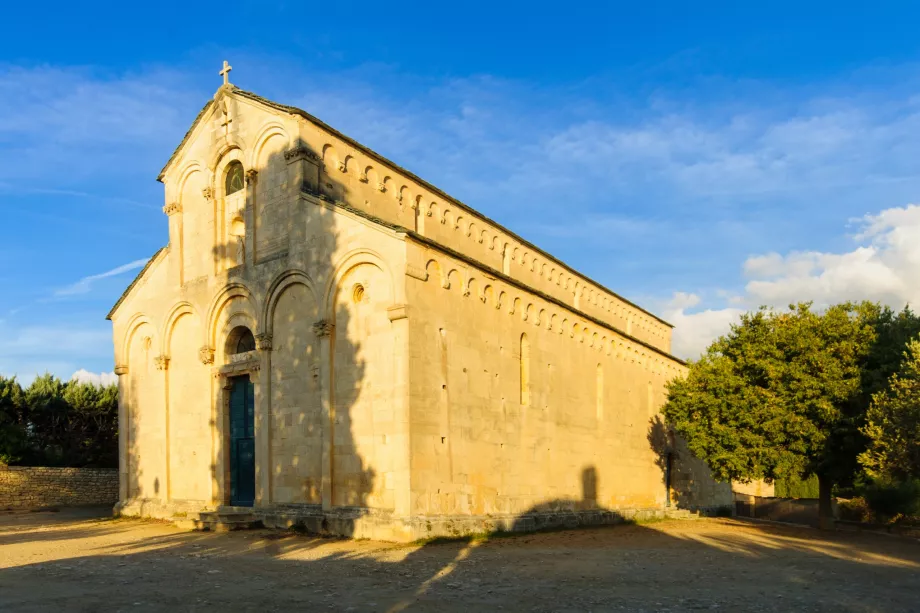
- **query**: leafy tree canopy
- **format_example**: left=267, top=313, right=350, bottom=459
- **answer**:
left=0, top=373, right=117, bottom=467
left=663, top=302, right=876, bottom=487
left=860, top=339, right=920, bottom=481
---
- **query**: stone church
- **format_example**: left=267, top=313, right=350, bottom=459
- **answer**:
left=108, top=64, right=729, bottom=540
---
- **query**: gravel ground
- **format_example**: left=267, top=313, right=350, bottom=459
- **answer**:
left=0, top=507, right=918, bottom=612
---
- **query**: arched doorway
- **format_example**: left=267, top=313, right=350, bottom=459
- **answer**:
left=226, top=326, right=256, bottom=507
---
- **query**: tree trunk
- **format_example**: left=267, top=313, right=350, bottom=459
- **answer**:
left=817, top=474, right=835, bottom=530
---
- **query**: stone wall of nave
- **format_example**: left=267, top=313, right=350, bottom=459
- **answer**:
left=405, top=246, right=688, bottom=519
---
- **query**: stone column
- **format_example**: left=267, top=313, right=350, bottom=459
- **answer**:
left=255, top=334, right=272, bottom=507
left=387, top=305, right=412, bottom=518
left=114, top=364, right=129, bottom=505
left=312, top=319, right=335, bottom=511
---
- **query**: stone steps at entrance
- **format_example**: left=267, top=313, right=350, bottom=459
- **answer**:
left=177, top=507, right=262, bottom=532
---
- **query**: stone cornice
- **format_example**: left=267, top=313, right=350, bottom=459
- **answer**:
left=284, top=143, right=321, bottom=163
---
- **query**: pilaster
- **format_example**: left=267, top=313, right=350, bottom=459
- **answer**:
left=163, top=202, right=183, bottom=286
left=312, top=319, right=335, bottom=511
left=244, top=169, right=258, bottom=267
left=387, top=305, right=411, bottom=517
left=255, top=333, right=273, bottom=506
left=114, top=364, right=129, bottom=503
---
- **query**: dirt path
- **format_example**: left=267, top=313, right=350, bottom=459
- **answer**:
left=1, top=508, right=918, bottom=612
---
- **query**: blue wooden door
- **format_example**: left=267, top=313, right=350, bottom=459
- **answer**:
left=229, top=376, right=255, bottom=507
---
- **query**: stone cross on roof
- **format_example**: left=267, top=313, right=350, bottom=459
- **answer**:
left=219, top=60, right=232, bottom=86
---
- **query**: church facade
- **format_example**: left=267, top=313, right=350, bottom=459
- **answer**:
left=108, top=71, right=730, bottom=541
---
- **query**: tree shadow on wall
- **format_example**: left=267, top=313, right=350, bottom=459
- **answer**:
left=123, top=139, right=377, bottom=533
left=507, top=466, right=644, bottom=533
left=647, top=414, right=731, bottom=512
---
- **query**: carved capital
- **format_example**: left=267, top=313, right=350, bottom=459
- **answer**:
left=359, top=172, right=369, bottom=183
left=114, top=365, right=129, bottom=376
left=312, top=320, right=335, bottom=338
left=377, top=182, right=387, bottom=193
left=154, top=355, right=170, bottom=371
left=202, top=186, right=213, bottom=200
left=199, top=347, right=215, bottom=365
left=337, top=161, right=347, bottom=173
left=284, top=144, right=320, bottom=163
left=245, top=169, right=258, bottom=185
left=256, top=333, right=273, bottom=351
left=163, top=202, right=181, bottom=216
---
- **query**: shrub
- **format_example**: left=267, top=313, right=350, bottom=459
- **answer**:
left=859, top=476, right=920, bottom=522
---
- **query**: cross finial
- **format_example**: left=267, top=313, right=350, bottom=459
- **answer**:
left=219, top=60, right=232, bottom=86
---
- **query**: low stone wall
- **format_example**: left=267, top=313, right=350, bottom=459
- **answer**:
left=734, top=493, right=838, bottom=528
left=0, top=466, right=118, bottom=510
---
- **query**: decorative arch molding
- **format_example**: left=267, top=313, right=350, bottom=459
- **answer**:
left=205, top=282, right=261, bottom=351
left=322, top=248, right=396, bottom=318
left=207, top=139, right=247, bottom=175
left=122, top=313, right=156, bottom=367
left=415, top=254, right=684, bottom=377
left=161, top=301, right=202, bottom=355
left=249, top=121, right=291, bottom=170
left=173, top=161, right=206, bottom=205
left=261, top=269, right=320, bottom=334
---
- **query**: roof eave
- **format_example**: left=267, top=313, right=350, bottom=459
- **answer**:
left=105, top=247, right=167, bottom=321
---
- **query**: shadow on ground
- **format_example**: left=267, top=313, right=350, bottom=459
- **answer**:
left=2, top=506, right=919, bottom=612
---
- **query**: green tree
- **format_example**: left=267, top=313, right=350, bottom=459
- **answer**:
left=662, top=302, right=876, bottom=528
left=62, top=381, right=119, bottom=467
left=0, top=376, right=27, bottom=464
left=859, top=339, right=920, bottom=480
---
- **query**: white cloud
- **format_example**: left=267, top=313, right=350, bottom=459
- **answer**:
left=663, top=294, right=744, bottom=360
left=669, top=204, right=920, bottom=359
left=55, top=258, right=149, bottom=297
left=70, top=369, right=117, bottom=387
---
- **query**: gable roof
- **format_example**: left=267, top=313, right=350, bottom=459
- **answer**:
left=156, top=86, right=674, bottom=330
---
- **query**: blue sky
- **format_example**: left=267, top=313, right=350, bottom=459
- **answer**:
left=3, top=1, right=920, bottom=382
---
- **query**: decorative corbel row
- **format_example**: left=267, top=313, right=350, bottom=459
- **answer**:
left=312, top=320, right=334, bottom=338
left=284, top=143, right=320, bottom=163
left=163, top=202, right=182, bottom=216
left=405, top=263, right=428, bottom=281
left=387, top=304, right=408, bottom=322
